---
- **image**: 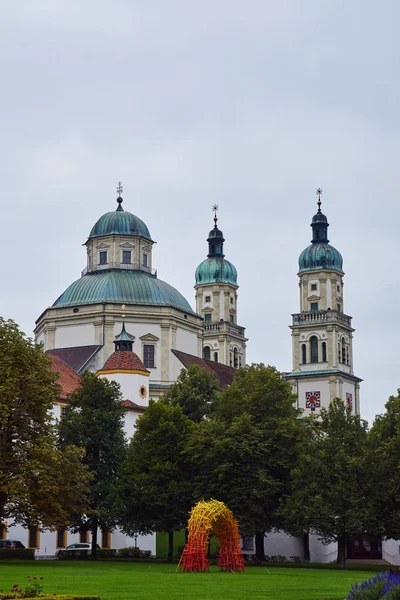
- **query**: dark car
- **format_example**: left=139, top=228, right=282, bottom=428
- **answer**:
left=0, top=540, right=25, bottom=548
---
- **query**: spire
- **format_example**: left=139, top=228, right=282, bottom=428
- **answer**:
left=207, top=205, right=225, bottom=258
left=116, top=181, right=124, bottom=212
left=114, top=312, right=135, bottom=352
left=311, top=188, right=329, bottom=244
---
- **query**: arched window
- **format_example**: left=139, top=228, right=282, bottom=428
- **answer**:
left=214, top=352, right=218, bottom=362
left=338, top=340, right=341, bottom=363
left=341, top=338, right=346, bottom=364
left=203, top=346, right=211, bottom=360
left=233, top=348, right=238, bottom=369
left=301, top=344, right=307, bottom=364
left=322, top=342, right=327, bottom=362
left=310, top=336, right=318, bottom=363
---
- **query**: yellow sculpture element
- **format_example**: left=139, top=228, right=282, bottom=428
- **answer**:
left=177, top=499, right=245, bottom=572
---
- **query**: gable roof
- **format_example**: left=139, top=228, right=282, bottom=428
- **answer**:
left=47, top=354, right=81, bottom=399
left=47, top=345, right=102, bottom=373
left=171, top=349, right=236, bottom=389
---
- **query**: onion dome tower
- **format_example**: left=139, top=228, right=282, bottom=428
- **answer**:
left=286, top=189, right=362, bottom=414
left=194, top=206, right=247, bottom=368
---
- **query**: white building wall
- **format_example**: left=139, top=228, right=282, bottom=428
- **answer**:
left=98, top=372, right=149, bottom=407
left=54, top=324, right=95, bottom=348
left=309, top=534, right=337, bottom=563
left=382, top=539, right=400, bottom=566
left=264, top=531, right=304, bottom=560
left=297, top=379, right=331, bottom=413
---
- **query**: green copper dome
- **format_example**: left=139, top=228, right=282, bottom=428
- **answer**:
left=88, top=197, right=153, bottom=241
left=298, top=197, right=343, bottom=274
left=195, top=258, right=238, bottom=285
left=195, top=212, right=238, bottom=286
left=53, top=270, right=194, bottom=313
left=299, top=243, right=343, bottom=273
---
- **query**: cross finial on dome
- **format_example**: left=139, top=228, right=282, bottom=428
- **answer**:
left=212, top=204, right=219, bottom=226
left=316, top=188, right=323, bottom=212
left=116, top=181, right=124, bottom=211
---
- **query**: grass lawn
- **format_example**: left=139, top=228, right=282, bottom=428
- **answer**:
left=0, top=562, right=371, bottom=600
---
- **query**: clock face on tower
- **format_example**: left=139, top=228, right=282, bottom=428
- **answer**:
left=139, top=385, right=147, bottom=399
left=305, top=391, right=321, bottom=411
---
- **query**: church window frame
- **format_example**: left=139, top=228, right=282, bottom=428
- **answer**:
left=56, top=528, right=67, bottom=549
left=28, top=525, right=40, bottom=549
left=310, top=336, right=318, bottom=363
left=301, top=343, right=307, bottom=364
left=79, top=529, right=89, bottom=544
left=99, top=251, right=108, bottom=266
left=230, top=297, right=234, bottom=304
left=233, top=347, right=238, bottom=369
left=213, top=352, right=218, bottom=362
left=204, top=313, right=212, bottom=323
left=143, top=344, right=155, bottom=368
left=0, top=522, right=7, bottom=540
left=203, top=346, right=211, bottom=360
left=311, top=283, right=317, bottom=291
left=142, top=253, right=148, bottom=268
left=230, top=314, right=235, bottom=324
left=205, top=295, right=211, bottom=303
left=310, top=302, right=319, bottom=312
left=60, top=404, right=68, bottom=419
left=122, top=250, right=132, bottom=264
left=322, top=341, right=327, bottom=362
left=101, top=528, right=111, bottom=549
left=337, top=303, right=341, bottom=312
left=341, top=338, right=346, bottom=364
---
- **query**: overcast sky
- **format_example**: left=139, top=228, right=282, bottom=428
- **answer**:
left=1, top=0, right=399, bottom=426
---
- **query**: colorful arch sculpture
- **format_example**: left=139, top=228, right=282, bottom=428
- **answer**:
left=178, top=499, right=245, bottom=572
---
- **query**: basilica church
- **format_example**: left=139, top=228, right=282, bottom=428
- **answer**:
left=8, top=186, right=400, bottom=564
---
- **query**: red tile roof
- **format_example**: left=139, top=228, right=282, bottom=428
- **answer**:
left=99, top=351, right=149, bottom=373
left=121, top=399, right=146, bottom=412
left=48, top=354, right=81, bottom=399
left=171, top=349, right=236, bottom=389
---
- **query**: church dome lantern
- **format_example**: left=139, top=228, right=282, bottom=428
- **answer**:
left=298, top=189, right=344, bottom=274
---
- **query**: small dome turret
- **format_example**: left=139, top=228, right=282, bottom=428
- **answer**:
left=195, top=207, right=238, bottom=286
left=298, top=190, right=343, bottom=274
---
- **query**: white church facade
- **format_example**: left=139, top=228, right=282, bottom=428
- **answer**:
left=6, top=187, right=400, bottom=564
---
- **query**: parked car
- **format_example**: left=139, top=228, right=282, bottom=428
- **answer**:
left=0, top=540, right=25, bottom=549
left=56, top=543, right=100, bottom=556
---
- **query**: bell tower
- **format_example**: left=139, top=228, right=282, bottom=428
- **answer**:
left=286, top=190, right=362, bottom=413
left=194, top=207, right=247, bottom=368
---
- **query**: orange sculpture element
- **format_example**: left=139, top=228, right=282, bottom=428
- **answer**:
left=177, top=499, right=245, bottom=572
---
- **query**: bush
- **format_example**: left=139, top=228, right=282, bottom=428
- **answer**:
left=116, top=547, right=151, bottom=559
left=97, top=549, right=117, bottom=559
left=57, top=549, right=91, bottom=560
left=0, top=549, right=35, bottom=560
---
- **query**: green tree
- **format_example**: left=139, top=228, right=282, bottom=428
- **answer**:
left=164, top=364, right=220, bottom=422
left=281, top=399, right=369, bottom=568
left=0, top=318, right=90, bottom=528
left=59, top=371, right=127, bottom=557
left=117, top=399, right=194, bottom=560
left=366, top=391, right=400, bottom=540
left=187, top=364, right=301, bottom=560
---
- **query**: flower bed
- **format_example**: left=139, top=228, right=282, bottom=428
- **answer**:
left=347, top=571, right=400, bottom=599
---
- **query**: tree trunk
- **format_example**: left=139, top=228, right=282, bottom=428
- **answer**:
left=337, top=535, right=346, bottom=569
left=167, top=530, right=174, bottom=562
left=91, top=517, right=98, bottom=559
left=303, top=531, right=310, bottom=561
left=255, top=532, right=266, bottom=562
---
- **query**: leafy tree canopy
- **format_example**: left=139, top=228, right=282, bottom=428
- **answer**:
left=163, top=364, right=220, bottom=422
left=0, top=318, right=90, bottom=528
left=59, top=371, right=127, bottom=553
left=117, top=399, right=194, bottom=559
left=281, top=398, right=369, bottom=568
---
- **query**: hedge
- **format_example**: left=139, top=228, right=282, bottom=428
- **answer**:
left=0, top=548, right=35, bottom=560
